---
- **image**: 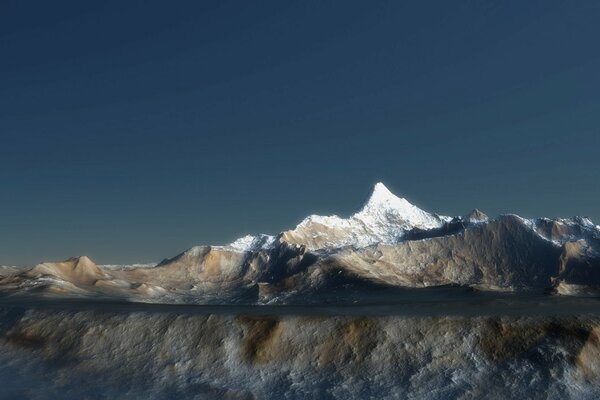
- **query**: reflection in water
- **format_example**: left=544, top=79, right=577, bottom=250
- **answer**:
left=1, top=297, right=600, bottom=399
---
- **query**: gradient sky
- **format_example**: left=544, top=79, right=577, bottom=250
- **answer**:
left=1, top=1, right=600, bottom=265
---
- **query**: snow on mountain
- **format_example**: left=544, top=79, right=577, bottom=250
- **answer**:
left=354, top=182, right=450, bottom=234
left=222, top=234, right=276, bottom=252
left=280, top=182, right=450, bottom=250
left=215, top=183, right=599, bottom=254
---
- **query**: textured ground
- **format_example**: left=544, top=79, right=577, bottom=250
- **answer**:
left=1, top=303, right=600, bottom=399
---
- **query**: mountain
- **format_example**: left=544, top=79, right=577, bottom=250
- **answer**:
left=280, top=182, right=450, bottom=250
left=1, top=182, right=599, bottom=303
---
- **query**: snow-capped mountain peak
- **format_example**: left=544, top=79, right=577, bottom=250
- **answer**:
left=279, top=182, right=450, bottom=250
left=358, top=182, right=421, bottom=218
left=196, top=183, right=452, bottom=254
left=355, top=182, right=443, bottom=228
left=363, top=182, right=405, bottom=207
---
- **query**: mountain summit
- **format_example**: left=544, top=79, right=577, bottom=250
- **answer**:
left=355, top=182, right=448, bottom=233
left=361, top=182, right=414, bottom=210
left=280, top=183, right=449, bottom=250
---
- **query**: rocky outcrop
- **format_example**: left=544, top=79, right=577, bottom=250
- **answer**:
left=321, top=215, right=564, bottom=290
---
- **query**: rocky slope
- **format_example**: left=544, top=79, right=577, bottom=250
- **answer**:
left=1, top=183, right=599, bottom=303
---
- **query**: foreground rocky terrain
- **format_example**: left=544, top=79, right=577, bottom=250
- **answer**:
left=1, top=183, right=599, bottom=304
left=1, top=303, right=600, bottom=399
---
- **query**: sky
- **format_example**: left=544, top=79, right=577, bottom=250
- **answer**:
left=1, top=0, right=599, bottom=265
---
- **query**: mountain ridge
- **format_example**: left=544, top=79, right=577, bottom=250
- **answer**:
left=1, top=183, right=599, bottom=303
left=233, top=182, right=452, bottom=252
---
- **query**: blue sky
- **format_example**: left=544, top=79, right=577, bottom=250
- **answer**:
left=1, top=1, right=599, bottom=265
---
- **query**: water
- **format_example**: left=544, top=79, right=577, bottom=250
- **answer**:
left=1, top=293, right=600, bottom=399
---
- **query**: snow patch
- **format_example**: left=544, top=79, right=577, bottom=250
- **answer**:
left=221, top=234, right=276, bottom=252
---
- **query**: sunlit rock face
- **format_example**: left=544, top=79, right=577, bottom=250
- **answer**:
left=321, top=215, right=564, bottom=289
left=0, top=306, right=600, bottom=399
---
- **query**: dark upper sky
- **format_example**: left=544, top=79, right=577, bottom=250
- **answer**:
left=1, top=1, right=599, bottom=265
